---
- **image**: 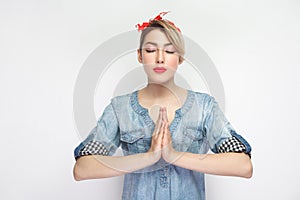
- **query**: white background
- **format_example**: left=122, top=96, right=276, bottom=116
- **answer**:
left=1, top=0, right=300, bottom=199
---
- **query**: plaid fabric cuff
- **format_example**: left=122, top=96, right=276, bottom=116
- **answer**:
left=218, top=136, right=251, bottom=157
left=79, top=140, right=109, bottom=157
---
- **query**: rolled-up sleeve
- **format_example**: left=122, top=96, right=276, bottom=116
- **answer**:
left=203, top=96, right=252, bottom=157
left=74, top=102, right=120, bottom=160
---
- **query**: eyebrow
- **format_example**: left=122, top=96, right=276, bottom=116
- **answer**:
left=144, top=42, right=173, bottom=47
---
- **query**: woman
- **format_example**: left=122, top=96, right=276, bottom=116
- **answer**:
left=73, top=12, right=252, bottom=200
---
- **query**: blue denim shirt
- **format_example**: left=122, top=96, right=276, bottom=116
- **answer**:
left=74, top=90, right=251, bottom=200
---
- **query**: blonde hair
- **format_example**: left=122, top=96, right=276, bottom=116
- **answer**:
left=139, top=20, right=185, bottom=63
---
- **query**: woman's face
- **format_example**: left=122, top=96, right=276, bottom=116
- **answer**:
left=138, top=29, right=180, bottom=84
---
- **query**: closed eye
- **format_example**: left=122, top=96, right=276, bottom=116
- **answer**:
left=145, top=49, right=156, bottom=53
left=165, top=50, right=175, bottom=54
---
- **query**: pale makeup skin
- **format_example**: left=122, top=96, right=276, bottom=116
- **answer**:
left=137, top=29, right=187, bottom=123
left=136, top=28, right=187, bottom=163
left=73, top=28, right=253, bottom=182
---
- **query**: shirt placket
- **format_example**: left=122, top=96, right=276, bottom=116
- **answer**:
left=159, top=165, right=169, bottom=188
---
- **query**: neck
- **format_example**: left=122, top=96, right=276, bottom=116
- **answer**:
left=138, top=79, right=188, bottom=109
left=144, top=79, right=179, bottom=98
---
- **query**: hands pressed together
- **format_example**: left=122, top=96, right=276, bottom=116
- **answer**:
left=148, top=107, right=180, bottom=164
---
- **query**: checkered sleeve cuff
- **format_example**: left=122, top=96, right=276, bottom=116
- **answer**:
left=218, top=136, right=251, bottom=157
left=79, top=140, right=109, bottom=157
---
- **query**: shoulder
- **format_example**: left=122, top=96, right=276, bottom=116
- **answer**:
left=110, top=91, right=136, bottom=110
left=188, top=90, right=219, bottom=114
left=111, top=92, right=133, bottom=102
left=189, top=90, right=215, bottom=103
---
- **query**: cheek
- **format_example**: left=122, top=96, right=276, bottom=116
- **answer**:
left=142, top=54, right=155, bottom=64
left=166, top=56, right=179, bottom=70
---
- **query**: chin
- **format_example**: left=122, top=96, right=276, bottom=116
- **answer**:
left=147, top=77, right=172, bottom=85
left=145, top=71, right=175, bottom=86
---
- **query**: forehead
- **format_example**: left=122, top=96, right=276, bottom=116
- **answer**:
left=142, top=29, right=171, bottom=46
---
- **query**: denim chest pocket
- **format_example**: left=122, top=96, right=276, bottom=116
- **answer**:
left=120, top=128, right=151, bottom=154
left=179, top=127, right=208, bottom=154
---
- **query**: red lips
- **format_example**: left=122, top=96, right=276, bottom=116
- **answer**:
left=153, top=67, right=167, bottom=73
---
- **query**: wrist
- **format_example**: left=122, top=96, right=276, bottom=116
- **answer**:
left=163, top=148, right=182, bottom=164
left=170, top=151, right=184, bottom=164
left=145, top=150, right=161, bottom=164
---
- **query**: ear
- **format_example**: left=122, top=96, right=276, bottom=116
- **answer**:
left=137, top=49, right=142, bottom=63
left=178, top=56, right=184, bottom=65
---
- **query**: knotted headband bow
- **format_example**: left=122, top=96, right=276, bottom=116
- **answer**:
left=135, top=11, right=181, bottom=32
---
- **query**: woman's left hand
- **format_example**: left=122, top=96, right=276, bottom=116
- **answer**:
left=161, top=107, right=179, bottom=163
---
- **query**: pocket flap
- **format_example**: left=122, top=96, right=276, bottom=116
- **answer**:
left=120, top=129, right=145, bottom=144
left=184, top=127, right=205, bottom=140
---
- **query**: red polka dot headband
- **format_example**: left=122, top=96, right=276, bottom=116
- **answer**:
left=135, top=11, right=181, bottom=32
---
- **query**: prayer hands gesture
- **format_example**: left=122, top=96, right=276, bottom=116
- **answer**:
left=148, top=107, right=178, bottom=163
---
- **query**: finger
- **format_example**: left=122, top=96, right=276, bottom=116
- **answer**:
left=165, top=107, right=169, bottom=123
left=161, top=107, right=165, bottom=122
left=163, top=122, right=168, bottom=141
left=155, top=107, right=163, bottom=135
left=153, top=107, right=161, bottom=131
left=161, top=107, right=167, bottom=123
left=166, top=124, right=171, bottom=142
left=156, top=120, right=163, bottom=137
left=163, top=122, right=171, bottom=145
left=157, top=108, right=163, bottom=134
left=157, top=121, right=164, bottom=142
left=161, top=121, right=167, bottom=144
left=164, top=121, right=169, bottom=132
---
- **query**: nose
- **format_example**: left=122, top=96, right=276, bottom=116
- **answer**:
left=156, top=49, right=164, bottom=64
